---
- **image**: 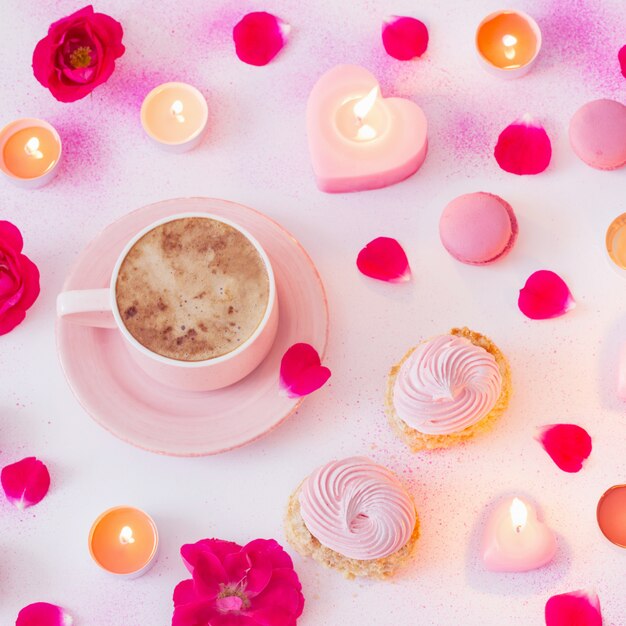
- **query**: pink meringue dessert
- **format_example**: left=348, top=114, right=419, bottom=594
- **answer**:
left=385, top=327, right=512, bottom=451
left=285, top=456, right=419, bottom=579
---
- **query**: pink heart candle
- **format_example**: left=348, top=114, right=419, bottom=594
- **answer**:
left=481, top=497, right=557, bottom=572
left=306, top=65, right=428, bottom=193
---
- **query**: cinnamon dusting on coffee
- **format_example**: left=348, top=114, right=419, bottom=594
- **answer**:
left=115, top=217, right=269, bottom=361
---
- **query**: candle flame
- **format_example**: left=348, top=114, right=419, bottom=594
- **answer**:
left=510, top=497, right=528, bottom=532
left=24, top=137, right=44, bottom=160
left=502, top=34, right=517, bottom=60
left=119, top=525, right=135, bottom=545
left=171, top=99, right=185, bottom=123
left=353, top=86, right=379, bottom=122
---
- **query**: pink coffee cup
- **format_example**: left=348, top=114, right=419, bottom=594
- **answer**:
left=56, top=213, right=278, bottom=391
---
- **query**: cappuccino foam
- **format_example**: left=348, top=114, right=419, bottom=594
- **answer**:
left=115, top=217, right=270, bottom=361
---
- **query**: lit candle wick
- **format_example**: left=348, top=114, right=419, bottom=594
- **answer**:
left=24, top=137, right=44, bottom=160
left=170, top=100, right=185, bottom=123
left=510, top=497, right=528, bottom=534
left=119, top=525, right=135, bottom=545
left=502, top=34, right=517, bottom=60
left=352, top=86, right=379, bottom=141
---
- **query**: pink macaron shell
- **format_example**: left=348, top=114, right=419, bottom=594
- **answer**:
left=439, top=192, right=518, bottom=265
left=569, top=99, right=626, bottom=170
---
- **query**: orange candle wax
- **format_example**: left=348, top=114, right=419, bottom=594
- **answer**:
left=476, top=11, right=541, bottom=77
left=0, top=118, right=62, bottom=188
left=3, top=127, right=60, bottom=179
left=89, top=506, right=158, bottom=577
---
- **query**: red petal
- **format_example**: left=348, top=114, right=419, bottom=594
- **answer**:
left=279, top=343, right=331, bottom=398
left=173, top=579, right=195, bottom=607
left=382, top=16, right=429, bottom=60
left=0, top=306, right=27, bottom=336
left=16, top=603, right=72, bottom=626
left=233, top=12, right=289, bottom=66
left=545, top=590, right=602, bottom=626
left=518, top=270, right=575, bottom=320
left=357, top=237, right=411, bottom=283
left=619, top=45, right=626, bottom=78
left=0, top=220, right=24, bottom=253
left=494, top=117, right=552, bottom=175
left=181, top=538, right=241, bottom=574
left=537, top=424, right=592, bottom=473
left=1, top=457, right=50, bottom=509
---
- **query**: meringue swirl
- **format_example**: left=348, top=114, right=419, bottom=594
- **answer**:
left=393, top=334, right=502, bottom=435
left=298, top=457, right=416, bottom=561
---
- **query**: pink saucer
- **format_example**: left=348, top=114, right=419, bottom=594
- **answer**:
left=56, top=198, right=329, bottom=456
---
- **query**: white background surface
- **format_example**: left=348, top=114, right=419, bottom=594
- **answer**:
left=1, top=0, right=625, bottom=624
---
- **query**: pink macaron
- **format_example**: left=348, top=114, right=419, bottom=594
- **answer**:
left=439, top=192, right=518, bottom=265
left=569, top=99, right=626, bottom=170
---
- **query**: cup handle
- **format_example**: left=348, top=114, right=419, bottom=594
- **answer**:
left=56, top=288, right=117, bottom=328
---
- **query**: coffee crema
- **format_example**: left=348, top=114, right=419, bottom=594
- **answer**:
left=115, top=217, right=270, bottom=361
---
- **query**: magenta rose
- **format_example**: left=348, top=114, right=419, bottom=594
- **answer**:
left=173, top=538, right=305, bottom=626
left=0, top=221, right=40, bottom=336
left=32, top=5, right=125, bottom=103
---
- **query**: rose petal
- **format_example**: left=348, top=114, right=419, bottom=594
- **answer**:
left=537, top=424, right=592, bottom=473
left=192, top=551, right=228, bottom=599
left=382, top=16, right=429, bottom=60
left=233, top=12, right=289, bottom=66
left=173, top=579, right=196, bottom=607
left=0, top=220, right=24, bottom=253
left=1, top=457, right=50, bottom=509
left=172, top=600, right=219, bottom=626
left=545, top=590, right=602, bottom=626
left=14, top=253, right=41, bottom=312
left=279, top=343, right=331, bottom=398
left=0, top=306, right=26, bottom=336
left=357, top=237, right=411, bottom=283
left=518, top=270, right=575, bottom=320
left=494, top=117, right=552, bottom=175
left=181, top=538, right=241, bottom=574
left=16, top=602, right=72, bottom=626
left=619, top=45, right=626, bottom=78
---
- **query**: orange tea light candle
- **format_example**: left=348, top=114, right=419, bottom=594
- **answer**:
left=89, top=506, right=158, bottom=578
left=141, top=82, right=208, bottom=152
left=476, top=10, right=542, bottom=79
left=0, top=118, right=62, bottom=188
left=606, top=213, right=626, bottom=275
left=597, top=485, right=626, bottom=548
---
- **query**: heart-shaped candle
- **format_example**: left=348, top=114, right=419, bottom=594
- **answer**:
left=306, top=65, right=428, bottom=193
left=481, top=497, right=557, bottom=572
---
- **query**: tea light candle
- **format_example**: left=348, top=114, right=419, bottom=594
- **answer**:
left=89, top=506, right=158, bottom=578
left=307, top=64, right=428, bottom=192
left=606, top=213, right=626, bottom=276
left=482, top=497, right=557, bottom=572
left=140, top=82, right=208, bottom=152
left=0, top=118, right=62, bottom=188
left=597, top=485, right=626, bottom=548
left=476, top=10, right=542, bottom=78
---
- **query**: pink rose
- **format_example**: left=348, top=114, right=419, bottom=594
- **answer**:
left=173, top=538, right=305, bottom=626
left=0, top=221, right=40, bottom=335
left=32, top=5, right=125, bottom=103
